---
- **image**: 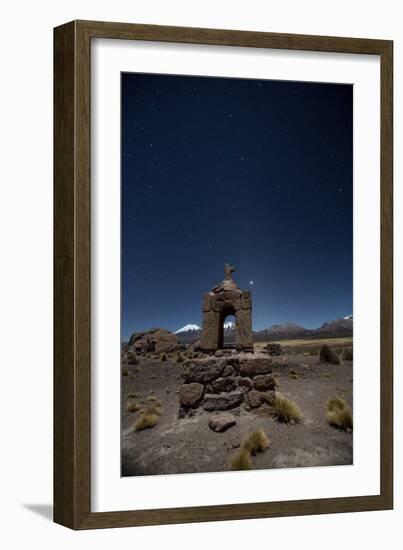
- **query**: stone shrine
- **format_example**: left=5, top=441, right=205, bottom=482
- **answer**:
left=200, top=264, right=253, bottom=352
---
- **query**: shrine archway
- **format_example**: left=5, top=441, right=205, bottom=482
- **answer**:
left=200, top=265, right=253, bottom=352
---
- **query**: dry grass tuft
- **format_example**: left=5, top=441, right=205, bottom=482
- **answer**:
left=319, top=344, right=340, bottom=365
left=229, top=448, right=253, bottom=471
left=135, top=412, right=159, bottom=431
left=127, top=392, right=138, bottom=399
left=141, top=398, right=163, bottom=417
left=327, top=396, right=347, bottom=411
left=148, top=404, right=163, bottom=416
left=326, top=396, right=353, bottom=431
left=342, top=347, right=353, bottom=361
left=126, top=400, right=141, bottom=413
left=273, top=393, right=302, bottom=423
left=242, top=429, right=270, bottom=455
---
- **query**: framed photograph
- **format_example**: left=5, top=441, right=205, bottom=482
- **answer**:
left=54, top=20, right=393, bottom=529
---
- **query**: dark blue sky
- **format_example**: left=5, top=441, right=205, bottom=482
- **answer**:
left=121, top=73, right=352, bottom=340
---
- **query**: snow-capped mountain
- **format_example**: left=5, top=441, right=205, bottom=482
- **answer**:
left=175, top=324, right=201, bottom=334
left=175, top=321, right=235, bottom=334
left=175, top=324, right=201, bottom=345
left=175, top=314, right=352, bottom=345
left=175, top=321, right=236, bottom=344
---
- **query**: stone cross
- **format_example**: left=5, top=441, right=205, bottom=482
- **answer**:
left=224, top=263, right=235, bottom=280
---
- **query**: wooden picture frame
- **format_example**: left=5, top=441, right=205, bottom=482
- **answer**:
left=54, top=20, right=393, bottom=529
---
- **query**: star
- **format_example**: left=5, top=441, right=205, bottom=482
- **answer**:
left=250, top=280, right=254, bottom=286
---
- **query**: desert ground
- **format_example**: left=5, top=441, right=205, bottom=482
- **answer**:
left=121, top=337, right=353, bottom=477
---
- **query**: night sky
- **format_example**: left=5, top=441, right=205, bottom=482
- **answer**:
left=121, top=73, right=352, bottom=341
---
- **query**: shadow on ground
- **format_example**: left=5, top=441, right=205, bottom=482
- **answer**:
left=23, top=504, right=53, bottom=522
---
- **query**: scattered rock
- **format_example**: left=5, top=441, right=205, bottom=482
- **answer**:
left=179, top=383, right=205, bottom=408
left=229, top=437, right=241, bottom=449
left=208, top=413, right=236, bottom=432
left=215, top=349, right=224, bottom=357
left=203, top=390, right=244, bottom=411
left=253, top=374, right=276, bottom=391
left=247, top=390, right=276, bottom=409
left=178, top=406, right=187, bottom=418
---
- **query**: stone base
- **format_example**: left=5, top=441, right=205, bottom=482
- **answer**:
left=178, top=356, right=276, bottom=416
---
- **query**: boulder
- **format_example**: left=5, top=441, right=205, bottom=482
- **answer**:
left=239, top=358, right=273, bottom=377
left=226, top=357, right=240, bottom=370
left=236, top=376, right=252, bottom=389
left=212, top=377, right=237, bottom=393
left=179, top=383, right=205, bottom=408
left=222, top=365, right=235, bottom=377
left=247, top=390, right=276, bottom=409
left=253, top=374, right=276, bottom=391
left=208, top=413, right=236, bottom=432
left=182, top=358, right=226, bottom=384
left=128, top=328, right=179, bottom=355
left=203, top=390, right=244, bottom=411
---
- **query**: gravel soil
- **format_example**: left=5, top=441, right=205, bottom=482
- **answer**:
left=121, top=350, right=353, bottom=477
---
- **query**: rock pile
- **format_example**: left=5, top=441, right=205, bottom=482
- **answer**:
left=126, top=328, right=180, bottom=355
left=178, top=356, right=276, bottom=417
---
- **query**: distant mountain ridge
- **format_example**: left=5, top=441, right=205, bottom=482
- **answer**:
left=255, top=315, right=353, bottom=341
left=175, top=315, right=353, bottom=345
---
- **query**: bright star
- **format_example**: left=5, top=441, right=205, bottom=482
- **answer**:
left=250, top=280, right=254, bottom=286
